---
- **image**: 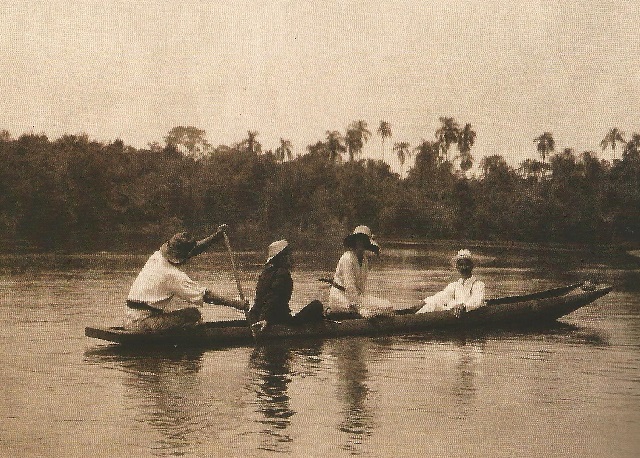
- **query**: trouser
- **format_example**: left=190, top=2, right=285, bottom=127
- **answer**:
left=124, top=304, right=202, bottom=332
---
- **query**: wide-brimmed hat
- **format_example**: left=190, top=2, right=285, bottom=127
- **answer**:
left=266, top=239, right=289, bottom=264
left=344, top=225, right=380, bottom=254
left=451, top=249, right=474, bottom=266
left=160, top=232, right=197, bottom=264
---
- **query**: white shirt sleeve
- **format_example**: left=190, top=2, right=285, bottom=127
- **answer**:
left=171, top=271, right=206, bottom=305
left=422, top=282, right=456, bottom=308
left=340, top=255, right=361, bottom=305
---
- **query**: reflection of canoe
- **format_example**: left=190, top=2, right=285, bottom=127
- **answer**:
left=85, top=282, right=612, bottom=347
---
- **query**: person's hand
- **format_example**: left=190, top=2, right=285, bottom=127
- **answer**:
left=251, top=320, right=268, bottom=334
left=228, top=298, right=249, bottom=311
left=452, top=304, right=466, bottom=318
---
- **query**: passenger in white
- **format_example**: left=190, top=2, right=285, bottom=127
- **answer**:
left=417, top=249, right=485, bottom=317
left=124, top=225, right=247, bottom=331
left=327, top=225, right=394, bottom=318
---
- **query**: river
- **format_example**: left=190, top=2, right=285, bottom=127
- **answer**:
left=0, top=243, right=638, bottom=457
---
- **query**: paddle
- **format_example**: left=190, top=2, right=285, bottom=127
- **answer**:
left=221, top=230, right=249, bottom=312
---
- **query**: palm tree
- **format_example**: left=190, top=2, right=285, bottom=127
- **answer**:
left=518, top=158, right=545, bottom=180
left=600, top=128, right=626, bottom=161
left=346, top=120, right=372, bottom=161
left=533, top=132, right=555, bottom=177
left=274, top=138, right=293, bottom=163
left=325, top=130, right=346, bottom=163
left=435, top=117, right=460, bottom=162
left=457, top=123, right=476, bottom=172
left=393, top=141, right=411, bottom=177
left=622, top=133, right=640, bottom=161
left=480, top=154, right=508, bottom=177
left=377, top=120, right=392, bottom=163
left=246, top=130, right=260, bottom=154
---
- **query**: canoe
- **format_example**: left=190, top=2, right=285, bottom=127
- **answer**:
left=85, top=282, right=612, bottom=347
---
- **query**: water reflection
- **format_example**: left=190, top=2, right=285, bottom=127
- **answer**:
left=329, top=338, right=377, bottom=454
left=248, top=342, right=295, bottom=452
left=85, top=347, right=206, bottom=457
left=248, top=340, right=324, bottom=453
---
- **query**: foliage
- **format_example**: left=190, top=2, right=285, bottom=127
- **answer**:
left=1, top=124, right=639, bottom=252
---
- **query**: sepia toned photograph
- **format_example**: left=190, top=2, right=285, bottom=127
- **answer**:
left=1, top=1, right=639, bottom=457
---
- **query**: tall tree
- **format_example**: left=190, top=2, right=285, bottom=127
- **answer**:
left=244, top=130, right=261, bottom=155
left=377, top=120, right=392, bottom=162
left=274, top=138, right=293, bottom=163
left=518, top=158, right=545, bottom=181
left=393, top=141, right=411, bottom=177
left=325, top=130, right=347, bottom=162
left=164, top=126, right=211, bottom=160
left=600, top=128, right=626, bottom=161
left=435, top=117, right=460, bottom=162
left=533, top=131, right=555, bottom=175
left=623, top=133, right=640, bottom=162
left=457, top=123, right=476, bottom=172
left=345, top=120, right=372, bottom=161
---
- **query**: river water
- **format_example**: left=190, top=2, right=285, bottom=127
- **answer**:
left=1, top=244, right=639, bottom=457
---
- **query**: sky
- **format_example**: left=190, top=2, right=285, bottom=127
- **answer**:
left=1, top=0, right=639, bottom=172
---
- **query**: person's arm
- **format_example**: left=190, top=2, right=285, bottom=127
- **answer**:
left=204, top=289, right=248, bottom=311
left=463, top=281, right=485, bottom=310
left=424, top=282, right=455, bottom=305
left=172, top=273, right=207, bottom=306
left=188, top=224, right=228, bottom=258
left=416, top=282, right=455, bottom=313
left=341, top=256, right=360, bottom=306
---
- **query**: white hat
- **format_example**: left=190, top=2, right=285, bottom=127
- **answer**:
left=451, top=249, right=473, bottom=265
left=266, top=239, right=289, bottom=264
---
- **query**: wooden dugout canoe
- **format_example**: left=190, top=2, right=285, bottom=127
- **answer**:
left=85, top=282, right=612, bottom=347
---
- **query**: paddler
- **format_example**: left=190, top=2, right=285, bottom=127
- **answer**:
left=416, top=249, right=486, bottom=317
left=124, top=225, right=247, bottom=332
left=326, top=225, right=394, bottom=318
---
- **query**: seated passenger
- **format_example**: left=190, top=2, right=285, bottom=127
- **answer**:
left=124, top=226, right=247, bottom=332
left=327, top=225, right=394, bottom=318
left=417, top=249, right=485, bottom=317
left=249, top=240, right=324, bottom=333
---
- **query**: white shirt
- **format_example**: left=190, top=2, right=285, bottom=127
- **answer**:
left=127, top=250, right=206, bottom=312
left=418, top=276, right=485, bottom=313
left=332, top=251, right=369, bottom=305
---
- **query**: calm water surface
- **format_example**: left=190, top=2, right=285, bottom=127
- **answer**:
left=1, top=245, right=639, bottom=457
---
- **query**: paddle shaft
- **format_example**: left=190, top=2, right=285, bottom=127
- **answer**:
left=222, top=231, right=246, bottom=303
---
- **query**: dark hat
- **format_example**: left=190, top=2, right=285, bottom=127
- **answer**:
left=160, top=232, right=197, bottom=264
left=343, top=225, right=380, bottom=254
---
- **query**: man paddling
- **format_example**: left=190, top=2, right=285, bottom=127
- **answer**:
left=124, top=225, right=247, bottom=332
left=416, top=249, right=486, bottom=317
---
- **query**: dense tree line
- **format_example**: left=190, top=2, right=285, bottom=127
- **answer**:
left=0, top=121, right=638, bottom=252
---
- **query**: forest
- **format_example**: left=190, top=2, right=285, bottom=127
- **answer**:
left=0, top=119, right=638, bottom=253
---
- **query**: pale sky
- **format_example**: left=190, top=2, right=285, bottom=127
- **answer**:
left=1, top=0, right=639, bottom=172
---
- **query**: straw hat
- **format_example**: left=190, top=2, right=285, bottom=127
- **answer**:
left=343, top=225, right=380, bottom=254
left=266, top=239, right=289, bottom=264
left=160, top=232, right=197, bottom=265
